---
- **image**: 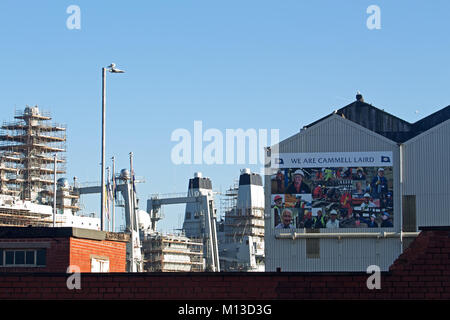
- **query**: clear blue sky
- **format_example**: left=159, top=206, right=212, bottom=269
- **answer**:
left=1, top=1, right=449, bottom=232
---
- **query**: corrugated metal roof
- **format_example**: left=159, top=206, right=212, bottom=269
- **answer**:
left=304, top=97, right=450, bottom=144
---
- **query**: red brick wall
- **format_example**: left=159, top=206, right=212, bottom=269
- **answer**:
left=0, top=229, right=449, bottom=300
left=0, top=238, right=70, bottom=273
left=69, top=238, right=126, bottom=272
left=0, top=237, right=126, bottom=273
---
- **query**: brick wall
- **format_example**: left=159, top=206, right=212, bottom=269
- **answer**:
left=0, top=238, right=70, bottom=273
left=0, top=236, right=126, bottom=273
left=0, top=228, right=449, bottom=299
left=70, top=237, right=126, bottom=272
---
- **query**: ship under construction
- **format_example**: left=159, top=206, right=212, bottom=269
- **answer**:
left=0, top=106, right=98, bottom=229
left=0, top=106, right=266, bottom=272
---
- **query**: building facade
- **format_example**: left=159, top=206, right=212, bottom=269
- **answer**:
left=0, top=227, right=128, bottom=272
left=265, top=95, right=450, bottom=272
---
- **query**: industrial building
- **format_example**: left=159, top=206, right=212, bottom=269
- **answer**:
left=265, top=93, right=450, bottom=272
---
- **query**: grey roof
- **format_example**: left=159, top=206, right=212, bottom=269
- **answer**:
left=305, top=98, right=450, bottom=143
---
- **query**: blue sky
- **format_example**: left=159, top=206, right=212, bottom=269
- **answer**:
left=1, top=1, right=449, bottom=232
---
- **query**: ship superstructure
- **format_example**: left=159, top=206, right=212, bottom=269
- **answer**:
left=146, top=172, right=220, bottom=272
left=0, top=106, right=66, bottom=202
left=219, top=169, right=265, bottom=271
left=0, top=107, right=99, bottom=229
left=141, top=232, right=203, bottom=272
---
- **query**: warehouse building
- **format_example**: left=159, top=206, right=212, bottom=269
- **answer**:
left=265, top=93, right=450, bottom=271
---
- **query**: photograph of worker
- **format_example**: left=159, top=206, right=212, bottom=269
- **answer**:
left=352, top=180, right=368, bottom=199
left=283, top=194, right=312, bottom=229
left=270, top=164, right=394, bottom=229
left=296, top=208, right=315, bottom=228
left=274, top=208, right=297, bottom=230
left=284, top=194, right=312, bottom=208
left=307, top=166, right=394, bottom=228
left=271, top=194, right=285, bottom=227
left=271, top=169, right=287, bottom=194
left=284, top=168, right=312, bottom=194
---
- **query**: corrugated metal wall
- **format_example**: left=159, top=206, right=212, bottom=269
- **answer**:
left=403, top=118, right=450, bottom=227
left=266, top=237, right=401, bottom=272
left=265, top=114, right=402, bottom=272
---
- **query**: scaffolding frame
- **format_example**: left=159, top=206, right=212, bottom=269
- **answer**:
left=0, top=106, right=66, bottom=202
left=142, top=234, right=204, bottom=272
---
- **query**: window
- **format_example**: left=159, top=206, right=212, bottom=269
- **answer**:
left=5, top=251, right=14, bottom=265
left=36, top=249, right=46, bottom=266
left=91, top=257, right=110, bottom=272
left=185, top=211, right=191, bottom=220
left=15, top=251, right=25, bottom=264
left=26, top=251, right=35, bottom=265
left=1, top=249, right=46, bottom=267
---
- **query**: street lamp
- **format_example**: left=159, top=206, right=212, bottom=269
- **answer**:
left=101, top=63, right=125, bottom=231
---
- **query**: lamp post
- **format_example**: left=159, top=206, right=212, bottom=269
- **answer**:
left=101, top=63, right=125, bottom=231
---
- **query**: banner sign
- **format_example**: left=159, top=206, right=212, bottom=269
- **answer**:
left=271, top=152, right=393, bottom=168
left=270, top=152, right=394, bottom=230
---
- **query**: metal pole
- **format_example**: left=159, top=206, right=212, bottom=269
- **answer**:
left=129, top=152, right=135, bottom=271
left=112, top=156, right=116, bottom=232
left=53, top=154, right=57, bottom=227
left=101, top=67, right=106, bottom=231
left=106, top=166, right=110, bottom=232
left=129, top=152, right=135, bottom=232
left=400, top=143, right=404, bottom=245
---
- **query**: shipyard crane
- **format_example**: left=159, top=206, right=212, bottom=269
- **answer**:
left=147, top=192, right=220, bottom=272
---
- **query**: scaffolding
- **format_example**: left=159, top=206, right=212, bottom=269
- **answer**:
left=142, top=233, right=204, bottom=272
left=0, top=106, right=66, bottom=203
left=0, top=206, right=53, bottom=227
left=224, top=208, right=265, bottom=241
left=218, top=181, right=239, bottom=229
left=221, top=181, right=238, bottom=216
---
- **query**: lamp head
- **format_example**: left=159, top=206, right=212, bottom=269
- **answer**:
left=107, top=63, right=125, bottom=73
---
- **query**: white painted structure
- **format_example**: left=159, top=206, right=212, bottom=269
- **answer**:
left=220, top=169, right=265, bottom=271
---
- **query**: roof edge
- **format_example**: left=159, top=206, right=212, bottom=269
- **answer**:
left=0, top=226, right=130, bottom=242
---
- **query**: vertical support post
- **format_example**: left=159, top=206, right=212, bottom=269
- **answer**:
left=53, top=154, right=57, bottom=227
left=129, top=152, right=135, bottom=232
left=101, top=67, right=106, bottom=231
left=129, top=152, right=136, bottom=271
left=106, top=166, right=110, bottom=232
left=112, top=156, right=115, bottom=232
left=399, top=143, right=403, bottom=245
